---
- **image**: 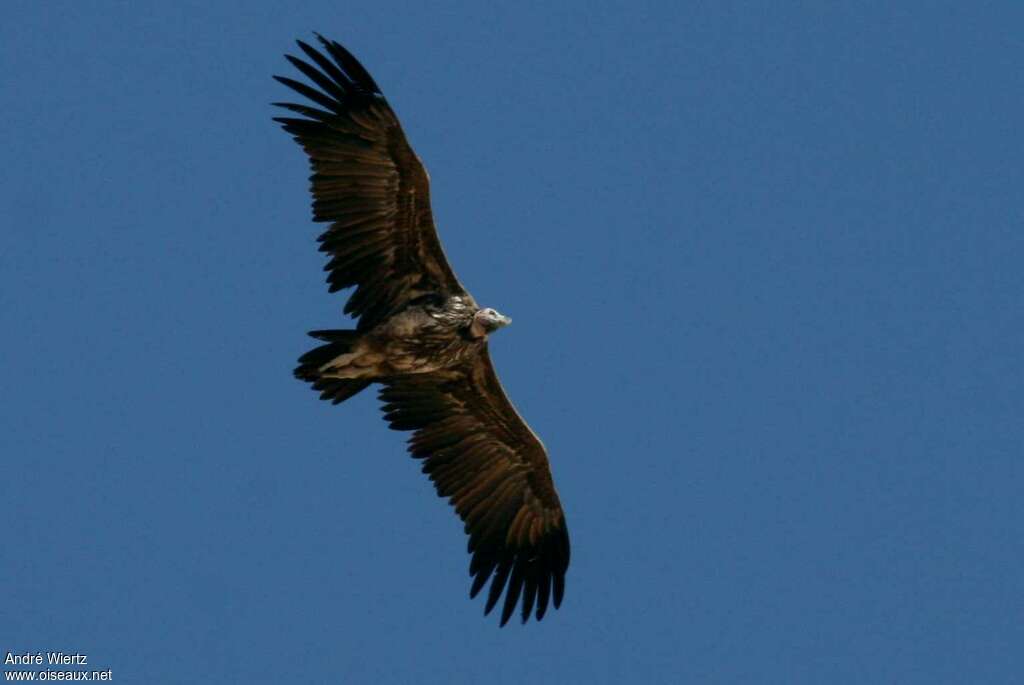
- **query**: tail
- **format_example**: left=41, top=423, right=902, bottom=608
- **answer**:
left=294, top=329, right=372, bottom=404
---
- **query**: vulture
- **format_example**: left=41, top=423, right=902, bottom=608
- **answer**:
left=273, top=34, right=570, bottom=626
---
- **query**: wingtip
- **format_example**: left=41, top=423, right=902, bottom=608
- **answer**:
left=313, top=31, right=335, bottom=50
left=313, top=32, right=332, bottom=53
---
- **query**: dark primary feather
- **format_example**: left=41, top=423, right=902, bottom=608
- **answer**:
left=379, top=348, right=570, bottom=625
left=274, top=34, right=466, bottom=330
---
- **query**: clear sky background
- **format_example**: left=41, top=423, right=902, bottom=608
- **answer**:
left=2, top=1, right=1022, bottom=683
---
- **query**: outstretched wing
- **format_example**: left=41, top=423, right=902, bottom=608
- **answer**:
left=378, top=347, right=571, bottom=626
left=274, top=35, right=469, bottom=330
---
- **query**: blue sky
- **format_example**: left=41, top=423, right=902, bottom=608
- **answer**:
left=2, top=1, right=1022, bottom=682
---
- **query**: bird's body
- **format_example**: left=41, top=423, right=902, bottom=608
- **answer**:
left=302, top=295, right=488, bottom=380
left=275, top=34, right=569, bottom=626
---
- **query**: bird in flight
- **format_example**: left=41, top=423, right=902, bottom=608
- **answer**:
left=273, top=34, right=570, bottom=626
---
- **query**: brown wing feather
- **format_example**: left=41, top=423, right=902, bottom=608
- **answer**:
left=274, top=35, right=467, bottom=330
left=378, top=347, right=570, bottom=625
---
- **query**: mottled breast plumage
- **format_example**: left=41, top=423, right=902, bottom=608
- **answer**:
left=372, top=295, right=482, bottom=374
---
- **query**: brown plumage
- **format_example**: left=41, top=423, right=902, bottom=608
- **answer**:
left=274, top=34, right=570, bottom=626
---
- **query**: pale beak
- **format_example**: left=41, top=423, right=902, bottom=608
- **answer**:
left=498, top=314, right=512, bottom=327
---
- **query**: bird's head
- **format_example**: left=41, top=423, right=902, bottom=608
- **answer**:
left=470, top=307, right=512, bottom=338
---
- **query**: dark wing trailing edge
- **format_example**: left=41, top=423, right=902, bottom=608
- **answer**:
left=274, top=34, right=468, bottom=330
left=379, top=348, right=570, bottom=626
